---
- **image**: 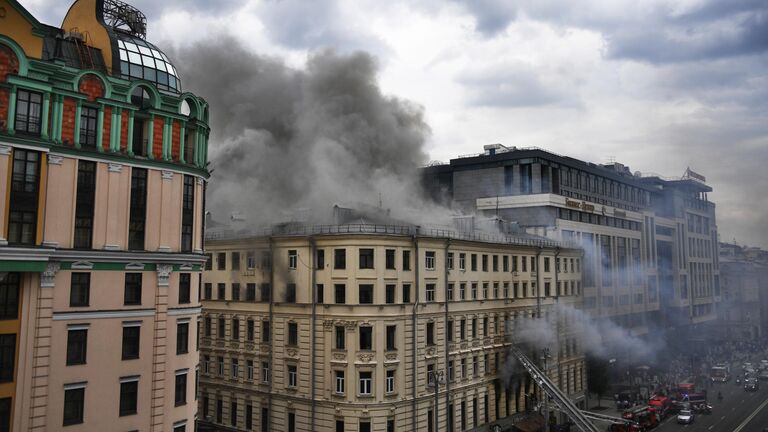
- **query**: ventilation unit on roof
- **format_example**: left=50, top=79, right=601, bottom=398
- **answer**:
left=103, top=0, right=147, bottom=39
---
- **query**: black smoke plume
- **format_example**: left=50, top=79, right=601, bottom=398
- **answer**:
left=173, top=36, right=447, bottom=226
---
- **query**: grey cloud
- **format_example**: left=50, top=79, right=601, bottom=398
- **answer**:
left=255, top=0, right=389, bottom=55
left=452, top=0, right=768, bottom=63
left=457, top=62, right=580, bottom=108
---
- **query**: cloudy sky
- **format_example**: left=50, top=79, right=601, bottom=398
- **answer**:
left=25, top=0, right=768, bottom=247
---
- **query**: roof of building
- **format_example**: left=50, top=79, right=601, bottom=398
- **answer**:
left=113, top=31, right=181, bottom=93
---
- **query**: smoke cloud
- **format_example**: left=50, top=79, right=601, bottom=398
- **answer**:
left=510, top=303, right=665, bottom=369
left=173, top=36, right=450, bottom=227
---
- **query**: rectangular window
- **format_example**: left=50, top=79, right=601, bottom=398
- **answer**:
left=402, top=284, right=411, bottom=303
left=316, top=249, right=325, bottom=269
left=337, top=420, right=345, bottom=432
left=447, top=320, right=454, bottom=342
left=218, top=317, right=225, bottom=338
left=287, top=365, right=297, bottom=387
left=360, top=421, right=371, bottom=432
left=459, top=283, right=466, bottom=300
left=544, top=257, right=551, bottom=272
left=288, top=412, right=294, bottom=432
left=246, top=404, right=253, bottom=430
left=461, top=358, right=466, bottom=378
left=0, top=335, right=15, bottom=382
left=8, top=149, right=40, bottom=245
left=181, top=175, right=195, bottom=252
left=247, top=251, right=256, bottom=269
left=288, top=322, right=298, bottom=346
left=482, top=254, right=488, bottom=272
left=66, top=329, right=87, bottom=366
left=174, top=372, right=187, bottom=406
left=15, top=90, right=42, bottom=135
left=385, top=249, right=396, bottom=269
left=359, top=248, right=374, bottom=269
left=460, top=320, right=466, bottom=340
left=316, top=284, right=323, bottom=303
left=335, top=370, right=345, bottom=394
left=425, top=251, right=435, bottom=270
left=334, top=249, right=346, bottom=269
left=386, top=369, right=395, bottom=393
left=232, top=402, right=238, bottom=427
left=70, top=273, right=90, bottom=307
left=471, top=254, right=477, bottom=271
left=73, top=161, right=96, bottom=249
left=177, top=321, right=189, bottom=354
left=204, top=317, right=212, bottom=337
left=335, top=326, right=345, bottom=349
left=129, top=168, right=147, bottom=250
left=402, top=250, right=411, bottom=271
left=204, top=283, right=212, bottom=300
left=0, top=397, right=11, bottom=432
left=122, top=325, right=140, bottom=360
left=334, top=284, right=346, bottom=304
left=247, top=360, right=254, bottom=380
left=0, top=273, right=20, bottom=320
left=426, top=322, right=435, bottom=346
left=426, top=283, right=435, bottom=302
left=261, top=408, right=269, bottom=432
left=262, top=361, right=270, bottom=383
left=386, top=325, right=396, bottom=351
left=459, top=253, right=466, bottom=271
left=288, top=250, right=297, bottom=269
left=246, top=283, right=256, bottom=301
left=63, top=386, right=85, bottom=426
left=359, top=326, right=372, bottom=350
left=119, top=379, right=138, bottom=416
left=359, top=371, right=372, bottom=395
left=447, top=283, right=454, bottom=301
left=385, top=284, right=395, bottom=304
left=260, top=283, right=271, bottom=302
left=359, top=284, right=373, bottom=304
left=286, top=283, right=296, bottom=303
left=231, top=252, right=240, bottom=271
left=217, top=253, right=226, bottom=270
left=503, top=255, right=509, bottom=272
left=218, top=283, right=226, bottom=300
left=124, top=273, right=142, bottom=305
left=492, top=255, right=499, bottom=272
left=262, top=320, right=271, bottom=343
left=247, top=319, right=255, bottom=341
left=447, top=252, right=454, bottom=270
left=178, top=273, right=191, bottom=304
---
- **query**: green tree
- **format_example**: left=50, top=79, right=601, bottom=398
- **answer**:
left=586, top=355, right=610, bottom=408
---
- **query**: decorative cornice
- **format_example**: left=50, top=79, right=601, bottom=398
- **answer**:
left=168, top=307, right=202, bottom=316
left=40, top=262, right=60, bottom=288
left=157, top=263, right=173, bottom=287
left=53, top=308, right=156, bottom=321
left=71, top=261, right=94, bottom=270
left=50, top=249, right=207, bottom=264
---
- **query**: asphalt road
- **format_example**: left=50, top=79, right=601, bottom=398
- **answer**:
left=654, top=379, right=768, bottom=432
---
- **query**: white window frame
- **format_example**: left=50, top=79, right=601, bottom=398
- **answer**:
left=288, top=365, right=297, bottom=387
left=335, top=370, right=345, bottom=395
left=385, top=370, right=395, bottom=393
left=359, top=371, right=372, bottom=395
left=262, top=361, right=270, bottom=383
left=288, top=250, right=298, bottom=270
left=459, top=253, right=466, bottom=271
left=247, top=360, right=254, bottom=381
left=425, top=251, right=435, bottom=270
left=231, top=358, right=239, bottom=379
left=426, top=284, right=435, bottom=302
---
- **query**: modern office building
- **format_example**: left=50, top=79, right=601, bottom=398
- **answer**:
left=199, top=214, right=585, bottom=432
left=423, top=144, right=720, bottom=343
left=0, top=0, right=209, bottom=430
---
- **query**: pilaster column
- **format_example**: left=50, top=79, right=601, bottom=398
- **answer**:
left=147, top=114, right=155, bottom=159
left=179, top=121, right=187, bottom=163
left=73, top=99, right=82, bottom=148
left=126, top=109, right=135, bottom=156
left=6, top=86, right=16, bottom=135
left=29, top=262, right=60, bottom=430
left=40, top=92, right=50, bottom=140
left=95, top=104, right=104, bottom=152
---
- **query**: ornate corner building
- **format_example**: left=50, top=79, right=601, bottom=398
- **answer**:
left=0, top=0, right=209, bottom=430
left=199, top=224, right=585, bottom=432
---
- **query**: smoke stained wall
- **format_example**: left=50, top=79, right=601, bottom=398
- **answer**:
left=173, top=36, right=450, bottom=226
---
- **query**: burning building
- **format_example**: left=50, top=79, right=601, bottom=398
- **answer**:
left=0, top=0, right=209, bottom=430
left=198, top=209, right=585, bottom=431
left=423, top=145, right=720, bottom=351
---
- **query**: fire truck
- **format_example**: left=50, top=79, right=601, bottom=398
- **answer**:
left=711, top=365, right=730, bottom=382
left=648, top=396, right=672, bottom=418
left=621, top=406, right=661, bottom=429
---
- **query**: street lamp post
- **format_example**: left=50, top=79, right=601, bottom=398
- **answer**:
left=429, top=370, right=445, bottom=431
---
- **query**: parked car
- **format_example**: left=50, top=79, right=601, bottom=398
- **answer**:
left=677, top=409, right=694, bottom=424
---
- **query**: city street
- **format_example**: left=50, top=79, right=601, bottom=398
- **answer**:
left=654, top=380, right=768, bottom=432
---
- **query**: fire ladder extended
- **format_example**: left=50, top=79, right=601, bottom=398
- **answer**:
left=508, top=343, right=601, bottom=432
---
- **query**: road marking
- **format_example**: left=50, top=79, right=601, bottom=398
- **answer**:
left=733, top=396, right=768, bottom=432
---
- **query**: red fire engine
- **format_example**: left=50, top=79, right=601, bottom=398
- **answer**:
left=622, top=406, right=661, bottom=429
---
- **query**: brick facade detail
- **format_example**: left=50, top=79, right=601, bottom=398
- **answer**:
left=78, top=74, right=105, bottom=102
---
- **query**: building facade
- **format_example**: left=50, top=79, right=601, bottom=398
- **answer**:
left=718, top=243, right=768, bottom=341
left=199, top=224, right=585, bottom=432
left=423, top=145, right=720, bottom=343
left=0, top=0, right=209, bottom=430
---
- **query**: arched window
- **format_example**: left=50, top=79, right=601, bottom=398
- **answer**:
left=130, top=86, right=152, bottom=156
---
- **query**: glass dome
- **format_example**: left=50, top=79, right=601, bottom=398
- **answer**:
left=115, top=33, right=181, bottom=93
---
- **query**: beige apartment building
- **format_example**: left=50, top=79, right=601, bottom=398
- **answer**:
left=0, top=0, right=209, bottom=430
left=199, top=223, right=585, bottom=432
